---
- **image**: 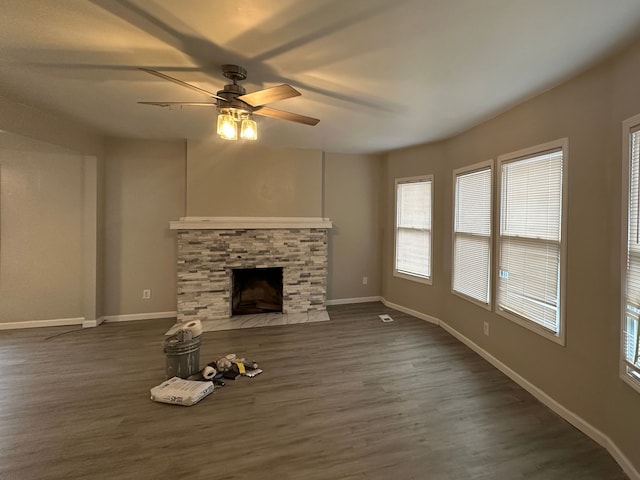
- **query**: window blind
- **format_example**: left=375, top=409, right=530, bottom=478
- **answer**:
left=497, top=149, right=563, bottom=333
left=453, top=166, right=492, bottom=304
left=624, top=127, right=640, bottom=381
left=395, top=178, right=432, bottom=279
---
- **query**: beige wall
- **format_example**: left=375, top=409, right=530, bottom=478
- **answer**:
left=0, top=132, right=85, bottom=322
left=383, top=142, right=447, bottom=319
left=185, top=140, right=384, bottom=301
left=382, top=39, right=640, bottom=471
left=0, top=94, right=104, bottom=157
left=186, top=140, right=322, bottom=217
left=325, top=152, right=383, bottom=300
left=103, top=138, right=186, bottom=317
left=0, top=95, right=105, bottom=323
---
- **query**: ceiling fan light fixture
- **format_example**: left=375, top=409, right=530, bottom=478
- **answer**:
left=217, top=106, right=257, bottom=141
left=217, top=113, right=237, bottom=140
left=240, top=118, right=257, bottom=140
left=138, top=65, right=319, bottom=141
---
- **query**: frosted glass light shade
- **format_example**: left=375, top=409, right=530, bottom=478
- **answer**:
left=240, top=118, right=257, bottom=140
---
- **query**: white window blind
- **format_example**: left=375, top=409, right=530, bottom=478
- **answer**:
left=395, top=177, right=432, bottom=281
left=497, top=147, right=564, bottom=336
left=624, top=126, right=640, bottom=386
left=453, top=165, right=492, bottom=305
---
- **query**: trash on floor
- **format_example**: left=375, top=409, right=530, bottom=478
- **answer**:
left=153, top=324, right=263, bottom=405
left=150, top=377, right=214, bottom=406
left=201, top=365, right=216, bottom=380
left=212, top=353, right=261, bottom=380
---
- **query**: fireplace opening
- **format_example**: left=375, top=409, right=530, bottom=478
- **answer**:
left=232, top=267, right=283, bottom=315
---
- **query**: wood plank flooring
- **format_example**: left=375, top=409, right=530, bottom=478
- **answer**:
left=0, top=303, right=628, bottom=479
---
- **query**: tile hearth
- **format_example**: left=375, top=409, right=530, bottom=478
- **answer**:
left=165, top=311, right=330, bottom=335
left=201, top=311, right=330, bottom=332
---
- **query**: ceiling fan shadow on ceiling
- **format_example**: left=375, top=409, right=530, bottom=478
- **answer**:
left=138, top=64, right=320, bottom=141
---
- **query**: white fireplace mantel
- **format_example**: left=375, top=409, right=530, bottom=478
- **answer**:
left=169, top=216, right=333, bottom=230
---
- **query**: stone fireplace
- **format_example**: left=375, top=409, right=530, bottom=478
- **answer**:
left=170, top=217, right=332, bottom=323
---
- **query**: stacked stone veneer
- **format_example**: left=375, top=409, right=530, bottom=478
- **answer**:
left=177, top=228, right=328, bottom=321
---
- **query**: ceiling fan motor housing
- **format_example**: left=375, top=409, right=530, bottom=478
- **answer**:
left=217, top=65, right=252, bottom=117
left=221, top=64, right=247, bottom=82
left=217, top=88, right=252, bottom=118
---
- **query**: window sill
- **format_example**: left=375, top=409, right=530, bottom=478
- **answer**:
left=452, top=290, right=491, bottom=311
left=496, top=307, right=565, bottom=346
left=621, top=368, right=640, bottom=396
left=393, top=270, right=432, bottom=285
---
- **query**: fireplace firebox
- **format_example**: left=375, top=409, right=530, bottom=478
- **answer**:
left=232, top=267, right=283, bottom=315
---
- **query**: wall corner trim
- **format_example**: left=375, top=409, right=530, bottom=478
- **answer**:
left=82, top=317, right=106, bottom=328
left=378, top=297, right=639, bottom=480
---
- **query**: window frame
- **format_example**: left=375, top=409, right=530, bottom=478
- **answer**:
left=451, top=160, right=493, bottom=310
left=393, top=175, right=434, bottom=285
left=495, top=138, right=568, bottom=346
left=621, top=113, right=640, bottom=394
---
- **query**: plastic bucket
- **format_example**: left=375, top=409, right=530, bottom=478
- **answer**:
left=163, top=335, right=201, bottom=379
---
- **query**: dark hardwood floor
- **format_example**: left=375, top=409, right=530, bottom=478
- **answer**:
left=0, top=303, right=628, bottom=479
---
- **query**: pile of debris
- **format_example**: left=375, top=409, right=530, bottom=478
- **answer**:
left=150, top=320, right=261, bottom=406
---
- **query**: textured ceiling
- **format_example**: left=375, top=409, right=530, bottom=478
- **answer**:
left=1, top=0, right=640, bottom=153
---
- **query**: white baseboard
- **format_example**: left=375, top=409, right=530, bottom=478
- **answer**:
left=102, top=311, right=177, bottom=323
left=0, top=312, right=176, bottom=329
left=325, top=296, right=381, bottom=306
left=437, top=319, right=640, bottom=480
left=605, top=438, right=640, bottom=480
left=0, top=317, right=85, bottom=330
left=380, top=298, right=639, bottom=480
left=82, top=317, right=106, bottom=328
left=380, top=298, right=439, bottom=325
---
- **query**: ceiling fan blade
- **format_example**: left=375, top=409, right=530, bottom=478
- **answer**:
left=238, top=84, right=300, bottom=107
left=139, top=68, right=228, bottom=102
left=253, top=106, right=319, bottom=126
left=138, top=101, right=217, bottom=107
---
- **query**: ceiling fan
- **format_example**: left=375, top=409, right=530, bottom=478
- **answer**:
left=138, top=65, right=320, bottom=140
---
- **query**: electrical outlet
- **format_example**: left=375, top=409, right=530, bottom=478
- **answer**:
left=362, top=276, right=368, bottom=285
left=143, top=289, right=152, bottom=300
left=483, top=321, right=489, bottom=336
left=379, top=314, right=393, bottom=322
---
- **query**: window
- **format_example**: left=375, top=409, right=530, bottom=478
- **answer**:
left=452, top=161, right=492, bottom=308
left=622, top=114, right=640, bottom=393
left=394, top=176, right=433, bottom=284
left=496, top=139, right=567, bottom=344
